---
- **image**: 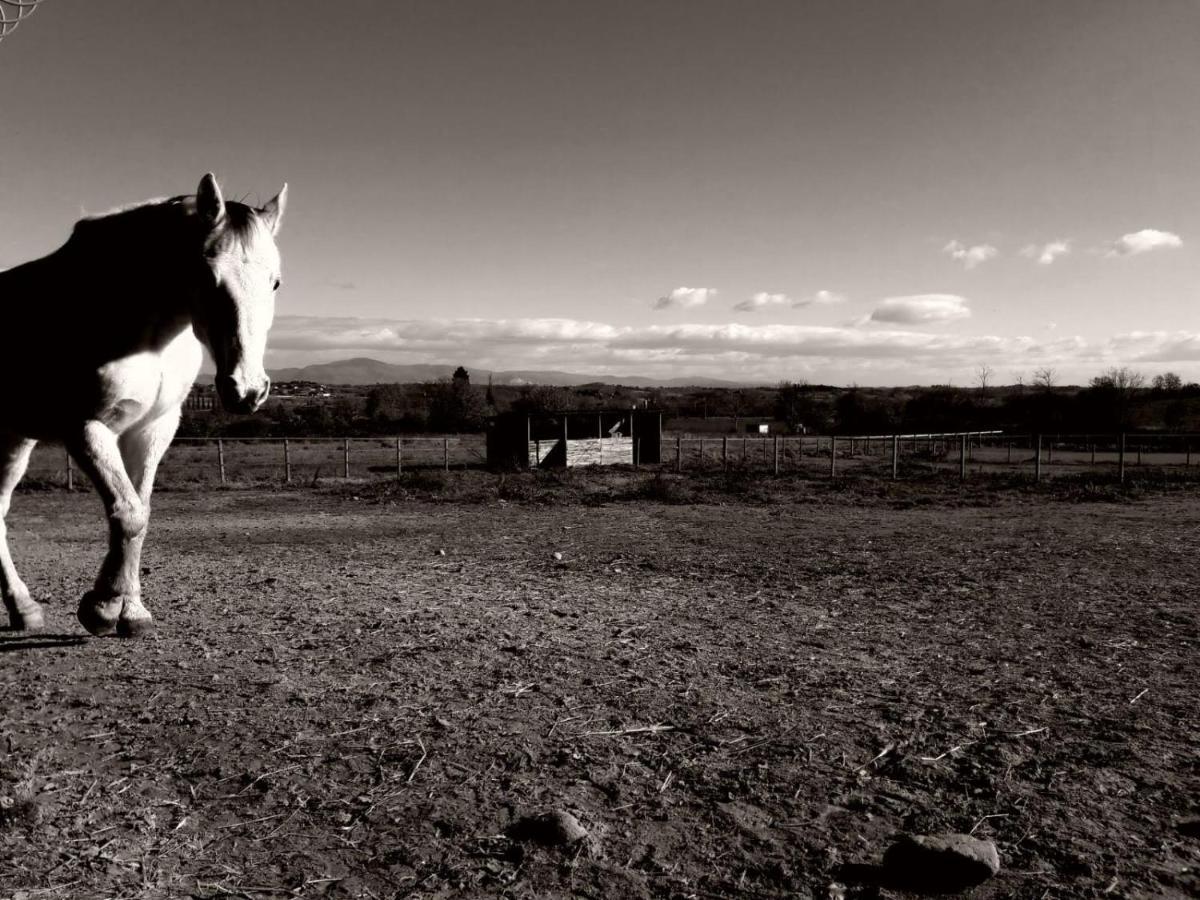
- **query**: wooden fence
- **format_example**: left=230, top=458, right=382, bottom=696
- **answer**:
left=18, top=431, right=1200, bottom=487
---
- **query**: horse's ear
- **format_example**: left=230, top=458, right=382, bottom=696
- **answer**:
left=260, top=183, right=288, bottom=236
left=196, top=173, right=225, bottom=229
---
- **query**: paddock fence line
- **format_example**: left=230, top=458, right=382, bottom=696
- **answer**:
left=20, top=431, right=1200, bottom=487
left=667, top=431, right=1200, bottom=482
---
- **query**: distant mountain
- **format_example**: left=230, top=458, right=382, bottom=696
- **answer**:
left=259, top=357, right=746, bottom=388
left=268, top=358, right=457, bottom=385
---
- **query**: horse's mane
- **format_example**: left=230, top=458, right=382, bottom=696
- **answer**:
left=67, top=195, right=267, bottom=254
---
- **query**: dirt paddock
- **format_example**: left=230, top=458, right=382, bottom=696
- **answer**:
left=1, top=475, right=1197, bottom=898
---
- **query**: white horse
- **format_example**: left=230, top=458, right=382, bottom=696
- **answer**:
left=0, top=174, right=286, bottom=636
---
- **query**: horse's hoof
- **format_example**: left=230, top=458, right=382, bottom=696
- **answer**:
left=116, top=616, right=156, bottom=639
left=78, top=592, right=121, bottom=637
left=8, top=609, right=45, bottom=631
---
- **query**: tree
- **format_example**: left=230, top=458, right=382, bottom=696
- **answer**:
left=775, top=381, right=809, bottom=432
left=975, top=364, right=994, bottom=396
left=1091, top=367, right=1144, bottom=392
left=1032, top=367, right=1057, bottom=390
left=365, top=383, right=410, bottom=420
left=426, top=377, right=489, bottom=432
left=452, top=366, right=470, bottom=385
left=1153, top=372, right=1183, bottom=392
left=1086, top=367, right=1145, bottom=429
left=511, top=384, right=575, bottom=415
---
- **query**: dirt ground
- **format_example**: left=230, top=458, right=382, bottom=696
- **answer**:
left=1, top=473, right=1198, bottom=899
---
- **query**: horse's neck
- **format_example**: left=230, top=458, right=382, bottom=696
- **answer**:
left=1, top=210, right=199, bottom=363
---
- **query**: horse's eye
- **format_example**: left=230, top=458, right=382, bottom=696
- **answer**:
left=273, top=277, right=281, bottom=291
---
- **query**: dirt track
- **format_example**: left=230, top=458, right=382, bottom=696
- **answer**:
left=1, top=479, right=1198, bottom=898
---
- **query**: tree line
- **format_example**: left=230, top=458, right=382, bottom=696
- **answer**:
left=179, top=366, right=1200, bottom=438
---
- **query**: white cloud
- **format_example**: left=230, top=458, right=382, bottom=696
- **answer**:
left=1107, top=229, right=1183, bottom=257
left=793, top=289, right=846, bottom=308
left=868, top=294, right=971, bottom=325
left=654, top=286, right=715, bottom=310
left=734, top=291, right=790, bottom=312
left=264, top=315, right=1200, bottom=384
left=943, top=240, right=998, bottom=269
left=1020, top=240, right=1071, bottom=265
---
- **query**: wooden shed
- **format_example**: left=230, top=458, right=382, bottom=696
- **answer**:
left=487, top=409, right=663, bottom=470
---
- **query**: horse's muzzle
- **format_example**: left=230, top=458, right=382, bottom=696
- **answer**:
left=215, top=374, right=271, bottom=414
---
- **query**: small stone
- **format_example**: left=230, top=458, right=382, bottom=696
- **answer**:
left=507, top=809, right=589, bottom=847
left=552, top=552, right=564, bottom=561
left=883, top=833, right=1000, bottom=892
left=436, top=549, right=446, bottom=556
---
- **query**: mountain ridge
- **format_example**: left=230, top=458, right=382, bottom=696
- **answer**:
left=250, top=357, right=747, bottom=388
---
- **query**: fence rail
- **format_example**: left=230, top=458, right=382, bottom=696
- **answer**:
left=18, top=431, right=1200, bottom=487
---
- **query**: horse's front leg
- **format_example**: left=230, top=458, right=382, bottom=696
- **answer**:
left=68, top=420, right=155, bottom=637
left=112, top=409, right=180, bottom=636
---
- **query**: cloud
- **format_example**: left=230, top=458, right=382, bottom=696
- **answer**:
left=1020, top=240, right=1071, bottom=265
left=868, top=294, right=971, bottom=325
left=1107, top=229, right=1183, bottom=257
left=654, top=286, right=715, bottom=310
left=733, top=292, right=789, bottom=312
left=793, top=289, right=846, bottom=308
left=943, top=240, right=998, bottom=269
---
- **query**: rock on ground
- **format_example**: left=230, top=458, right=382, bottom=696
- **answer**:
left=882, top=832, right=1000, bottom=892
left=508, top=809, right=589, bottom=847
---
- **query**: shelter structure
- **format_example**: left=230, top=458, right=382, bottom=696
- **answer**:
left=487, top=409, right=663, bottom=470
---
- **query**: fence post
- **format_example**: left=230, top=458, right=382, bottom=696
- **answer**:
left=1034, top=434, right=1042, bottom=483
left=1090, top=439, right=1095, bottom=466
left=342, top=438, right=350, bottom=478
left=396, top=437, right=403, bottom=476
left=830, top=436, right=837, bottom=478
left=1137, top=440, right=1142, bottom=466
left=1047, top=438, right=1053, bottom=464
left=284, top=438, right=292, bottom=484
left=773, top=435, right=780, bottom=475
left=65, top=449, right=74, bottom=490
left=891, top=434, right=899, bottom=480
left=634, top=439, right=640, bottom=468
left=217, top=439, right=226, bottom=484
left=676, top=435, right=682, bottom=473
left=1006, top=440, right=1012, bottom=465
left=723, top=436, right=728, bottom=471
left=959, top=433, right=967, bottom=481
left=1187, top=440, right=1192, bottom=467
left=444, top=437, right=450, bottom=471
left=1119, top=432, right=1126, bottom=483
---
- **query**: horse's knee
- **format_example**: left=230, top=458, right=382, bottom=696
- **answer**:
left=110, top=500, right=148, bottom=538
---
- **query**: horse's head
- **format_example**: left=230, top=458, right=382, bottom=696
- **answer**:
left=189, top=173, right=287, bottom=414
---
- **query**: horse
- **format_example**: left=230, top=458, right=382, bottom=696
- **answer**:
left=0, top=173, right=286, bottom=637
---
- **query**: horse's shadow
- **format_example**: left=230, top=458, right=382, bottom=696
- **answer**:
left=0, top=630, right=88, bottom=653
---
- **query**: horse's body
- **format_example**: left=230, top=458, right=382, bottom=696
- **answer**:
left=0, top=174, right=286, bottom=636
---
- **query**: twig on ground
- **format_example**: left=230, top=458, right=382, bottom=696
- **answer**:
left=969, top=813, right=1010, bottom=835
left=920, top=740, right=978, bottom=763
left=406, top=736, right=427, bottom=783
left=579, top=723, right=675, bottom=737
left=856, top=741, right=896, bottom=771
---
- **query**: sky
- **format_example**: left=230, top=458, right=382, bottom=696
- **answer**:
left=3, top=0, right=1200, bottom=385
